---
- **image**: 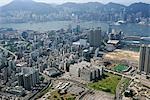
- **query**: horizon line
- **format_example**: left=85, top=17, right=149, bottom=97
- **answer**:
left=0, top=0, right=150, bottom=7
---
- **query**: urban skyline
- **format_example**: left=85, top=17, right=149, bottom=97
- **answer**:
left=0, top=0, right=150, bottom=100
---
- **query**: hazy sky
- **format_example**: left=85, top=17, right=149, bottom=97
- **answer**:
left=0, top=0, right=150, bottom=6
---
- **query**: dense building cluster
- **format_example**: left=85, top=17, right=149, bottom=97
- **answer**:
left=17, top=67, right=39, bottom=90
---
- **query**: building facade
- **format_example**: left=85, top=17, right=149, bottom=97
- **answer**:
left=88, top=27, right=102, bottom=47
left=139, top=44, right=150, bottom=75
left=17, top=67, right=39, bottom=90
left=69, top=61, right=103, bottom=81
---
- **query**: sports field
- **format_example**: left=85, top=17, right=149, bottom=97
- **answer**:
left=114, top=64, right=128, bottom=72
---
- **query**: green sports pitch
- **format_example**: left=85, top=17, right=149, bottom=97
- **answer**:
left=114, top=64, right=128, bottom=72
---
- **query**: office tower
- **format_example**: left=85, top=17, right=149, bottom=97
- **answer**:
left=35, top=69, right=39, bottom=84
left=108, top=24, right=112, bottom=34
left=8, top=60, right=16, bottom=70
left=39, top=64, right=44, bottom=72
left=139, top=44, right=146, bottom=72
left=76, top=25, right=81, bottom=33
left=2, top=67, right=8, bottom=82
left=122, top=8, right=127, bottom=21
left=144, top=45, right=150, bottom=74
left=67, top=24, right=72, bottom=33
left=89, top=27, right=102, bottom=47
left=23, top=74, right=32, bottom=90
left=17, top=67, right=40, bottom=90
left=139, top=45, right=150, bottom=75
left=31, top=72, right=36, bottom=87
left=17, top=73, right=24, bottom=86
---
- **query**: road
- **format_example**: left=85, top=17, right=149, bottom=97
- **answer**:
left=40, top=72, right=90, bottom=100
left=115, top=77, right=124, bottom=100
left=0, top=45, right=17, bottom=61
left=77, top=90, right=92, bottom=100
left=104, top=69, right=134, bottom=100
left=41, top=69, right=150, bottom=100
left=41, top=69, right=134, bottom=100
left=41, top=72, right=86, bottom=87
left=29, top=81, right=52, bottom=100
left=104, top=69, right=134, bottom=80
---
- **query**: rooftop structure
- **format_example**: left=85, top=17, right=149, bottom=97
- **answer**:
left=44, top=67, right=61, bottom=77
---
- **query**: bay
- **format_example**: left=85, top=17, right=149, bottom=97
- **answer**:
left=0, top=21, right=149, bottom=37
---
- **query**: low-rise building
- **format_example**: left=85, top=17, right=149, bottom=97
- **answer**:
left=44, top=67, right=61, bottom=77
left=5, top=86, right=25, bottom=96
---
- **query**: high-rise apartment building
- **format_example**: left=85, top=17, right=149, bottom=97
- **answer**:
left=17, top=67, right=39, bottom=90
left=144, top=45, right=150, bottom=74
left=139, top=44, right=146, bottom=72
left=139, top=44, right=150, bottom=75
left=88, top=27, right=102, bottom=47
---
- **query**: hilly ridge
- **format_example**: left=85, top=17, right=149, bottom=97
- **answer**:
left=0, top=0, right=149, bottom=23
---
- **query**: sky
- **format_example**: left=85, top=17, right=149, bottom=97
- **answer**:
left=0, top=0, right=150, bottom=6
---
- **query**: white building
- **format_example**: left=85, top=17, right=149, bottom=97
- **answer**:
left=69, top=61, right=103, bottom=81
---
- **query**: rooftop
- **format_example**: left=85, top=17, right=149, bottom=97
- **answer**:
left=107, top=40, right=120, bottom=45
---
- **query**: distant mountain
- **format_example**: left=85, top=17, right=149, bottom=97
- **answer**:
left=0, top=1, right=149, bottom=23
left=1, top=0, right=58, bottom=14
left=60, top=2, right=104, bottom=8
left=59, top=2, right=104, bottom=12
left=59, top=2, right=126, bottom=12
left=127, top=2, right=150, bottom=17
left=104, top=2, right=126, bottom=11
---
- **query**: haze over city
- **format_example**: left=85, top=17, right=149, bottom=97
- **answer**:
left=0, top=0, right=150, bottom=6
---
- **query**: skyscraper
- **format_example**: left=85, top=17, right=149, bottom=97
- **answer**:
left=139, top=45, right=150, bottom=75
left=1, top=67, right=8, bottom=82
left=17, top=73, right=24, bottom=86
left=88, top=27, right=102, bottom=47
left=23, top=74, right=32, bottom=90
left=108, top=24, right=112, bottom=34
left=139, top=44, right=146, bottom=72
left=17, top=67, right=40, bottom=90
left=144, top=45, right=150, bottom=74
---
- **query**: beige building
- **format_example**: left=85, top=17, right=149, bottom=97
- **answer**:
left=69, top=61, right=103, bottom=81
